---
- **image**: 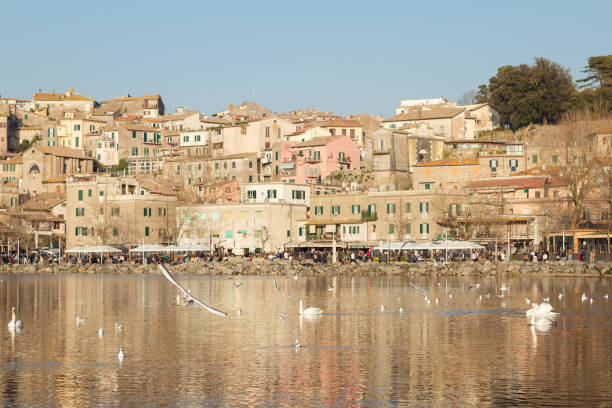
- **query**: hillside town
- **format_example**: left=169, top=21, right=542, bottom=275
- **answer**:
left=0, top=89, right=610, bottom=262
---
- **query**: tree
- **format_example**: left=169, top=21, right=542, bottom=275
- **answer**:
left=115, top=159, right=129, bottom=173
left=17, top=135, right=41, bottom=153
left=458, top=89, right=477, bottom=105
left=478, top=58, right=575, bottom=130
left=577, top=55, right=612, bottom=110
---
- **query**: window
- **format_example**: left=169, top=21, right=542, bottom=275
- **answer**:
left=265, top=127, right=270, bottom=138
left=509, top=159, right=518, bottom=172
left=75, top=208, right=84, bottom=216
left=386, top=203, right=395, bottom=214
left=132, top=147, right=138, bottom=156
left=195, top=135, right=201, bottom=142
left=247, top=190, right=257, bottom=199
left=183, top=135, right=189, bottom=143
left=532, top=154, right=538, bottom=164
left=424, top=183, right=431, bottom=189
left=419, top=223, right=430, bottom=234
left=132, top=131, right=137, bottom=139
left=99, top=191, right=104, bottom=197
left=314, top=206, right=324, bottom=215
left=87, top=189, right=92, bottom=197
left=75, top=137, right=79, bottom=147
left=249, top=161, right=253, bottom=168
left=535, top=191, right=541, bottom=198
left=420, top=202, right=429, bottom=213
left=74, top=124, right=81, bottom=131
left=158, top=207, right=167, bottom=216
left=145, top=227, right=150, bottom=236
left=111, top=207, right=120, bottom=216
left=143, top=208, right=152, bottom=217
left=113, top=228, right=118, bottom=237
left=350, top=129, right=355, bottom=138
left=351, top=204, right=360, bottom=214
left=489, top=159, right=498, bottom=172
left=144, top=148, right=150, bottom=156
left=275, top=166, right=278, bottom=175
left=552, top=155, right=558, bottom=164
left=389, top=224, right=394, bottom=234
left=367, top=204, right=376, bottom=216
left=332, top=205, right=340, bottom=215
left=248, top=175, right=253, bottom=182
left=267, top=189, right=277, bottom=199
left=405, top=224, right=411, bottom=234
left=275, top=151, right=279, bottom=160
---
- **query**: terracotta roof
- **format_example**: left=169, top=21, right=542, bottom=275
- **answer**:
left=120, top=123, right=161, bottom=132
left=115, top=115, right=143, bottom=122
left=4, top=181, right=18, bottom=188
left=383, top=107, right=465, bottom=122
left=101, top=94, right=161, bottom=103
left=415, top=157, right=479, bottom=167
left=22, top=193, right=66, bottom=211
left=33, top=92, right=92, bottom=102
left=465, top=176, right=566, bottom=190
left=1, top=156, right=23, bottom=164
left=292, top=135, right=344, bottom=148
left=18, top=126, right=41, bottom=131
left=511, top=165, right=565, bottom=177
left=43, top=175, right=69, bottom=183
left=33, top=146, right=88, bottom=159
left=144, top=111, right=198, bottom=123
left=318, top=119, right=362, bottom=128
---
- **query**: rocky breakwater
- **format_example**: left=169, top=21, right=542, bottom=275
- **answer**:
left=1, top=259, right=612, bottom=277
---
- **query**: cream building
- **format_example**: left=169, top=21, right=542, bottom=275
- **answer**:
left=177, top=202, right=307, bottom=255
left=65, top=175, right=177, bottom=248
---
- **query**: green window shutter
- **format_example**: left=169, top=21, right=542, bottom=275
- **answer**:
left=275, top=152, right=279, bottom=160
left=420, top=202, right=423, bottom=212
left=75, top=208, right=78, bottom=216
left=75, top=227, right=79, bottom=236
left=389, top=224, right=394, bottom=234
left=78, top=190, right=83, bottom=201
left=132, top=131, right=136, bottom=139
left=532, top=154, right=537, bottom=163
left=420, top=224, right=423, bottom=234
left=405, top=224, right=411, bottom=234
left=426, top=224, right=430, bottom=233
left=145, top=227, right=149, bottom=236
left=406, top=202, right=411, bottom=213
left=75, top=137, right=79, bottom=147
left=88, top=189, right=92, bottom=197
left=144, top=208, right=147, bottom=216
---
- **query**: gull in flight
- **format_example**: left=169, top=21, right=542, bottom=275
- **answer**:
left=76, top=315, right=86, bottom=326
left=97, top=328, right=104, bottom=338
left=233, top=281, right=246, bottom=289
left=115, top=323, right=122, bottom=332
left=380, top=304, right=387, bottom=311
left=293, top=270, right=301, bottom=281
left=409, top=282, right=425, bottom=291
left=468, top=283, right=481, bottom=290
left=273, top=279, right=291, bottom=297
left=158, top=265, right=227, bottom=317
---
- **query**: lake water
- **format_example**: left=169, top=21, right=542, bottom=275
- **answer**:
left=1, top=272, right=611, bottom=407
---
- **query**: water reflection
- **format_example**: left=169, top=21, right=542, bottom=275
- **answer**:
left=0, top=273, right=610, bottom=406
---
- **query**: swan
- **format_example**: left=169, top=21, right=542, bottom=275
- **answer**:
left=604, top=294, right=609, bottom=300
left=398, top=307, right=403, bottom=314
left=299, top=298, right=322, bottom=315
left=558, top=293, right=564, bottom=300
left=526, top=303, right=559, bottom=320
left=117, top=348, right=124, bottom=361
left=525, top=298, right=531, bottom=305
left=7, top=307, right=23, bottom=330
left=76, top=315, right=86, bottom=326
left=529, top=314, right=556, bottom=329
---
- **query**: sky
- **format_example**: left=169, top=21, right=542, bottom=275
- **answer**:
left=1, top=0, right=611, bottom=117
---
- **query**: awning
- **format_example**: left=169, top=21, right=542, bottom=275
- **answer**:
left=372, top=241, right=419, bottom=250
left=285, top=241, right=347, bottom=249
left=413, top=240, right=485, bottom=250
left=129, top=244, right=166, bottom=252
left=65, top=245, right=121, bottom=253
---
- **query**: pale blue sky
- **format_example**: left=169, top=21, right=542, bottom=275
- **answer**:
left=1, top=0, right=610, bottom=117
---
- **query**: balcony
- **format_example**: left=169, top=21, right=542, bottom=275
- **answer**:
left=305, top=156, right=321, bottom=163
left=337, top=156, right=352, bottom=164
left=361, top=211, right=377, bottom=221
left=373, top=148, right=390, bottom=155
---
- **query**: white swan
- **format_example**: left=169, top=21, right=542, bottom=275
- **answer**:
left=7, top=307, right=23, bottom=330
left=299, top=298, right=322, bottom=315
left=558, top=293, right=564, bottom=300
left=97, top=328, right=104, bottom=337
left=604, top=294, right=609, bottom=300
left=117, top=348, right=124, bottom=361
left=529, top=314, right=556, bottom=330
left=526, top=303, right=559, bottom=320
left=542, top=297, right=550, bottom=302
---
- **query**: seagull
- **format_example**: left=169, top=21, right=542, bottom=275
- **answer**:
left=328, top=284, right=334, bottom=292
left=293, top=338, right=301, bottom=348
left=558, top=293, right=564, bottom=300
left=97, top=328, right=104, bottom=337
left=542, top=297, right=550, bottom=302
left=398, top=307, right=403, bottom=314
left=604, top=294, right=609, bottom=300
left=449, top=294, right=453, bottom=299
left=76, top=315, right=86, bottom=326
left=500, top=284, right=510, bottom=291
left=293, top=271, right=300, bottom=280
left=581, top=293, right=588, bottom=302
left=468, top=283, right=481, bottom=290
left=114, top=323, right=122, bottom=331
left=479, top=295, right=482, bottom=301
left=280, top=312, right=286, bottom=321
left=435, top=298, right=440, bottom=305
left=485, top=293, right=491, bottom=298
left=273, top=279, right=291, bottom=297
left=525, top=298, right=531, bottom=305
left=426, top=298, right=431, bottom=305
left=424, top=296, right=429, bottom=302
left=237, top=309, right=243, bottom=316
left=380, top=304, right=387, bottom=311
left=299, top=298, right=323, bottom=315
left=7, top=307, right=23, bottom=330
left=590, top=297, right=594, bottom=304
left=497, top=293, right=504, bottom=298
left=409, top=282, right=425, bottom=291
left=233, top=281, right=246, bottom=288
left=117, top=348, right=125, bottom=362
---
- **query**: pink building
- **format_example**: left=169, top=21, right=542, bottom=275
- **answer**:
left=280, top=135, right=360, bottom=184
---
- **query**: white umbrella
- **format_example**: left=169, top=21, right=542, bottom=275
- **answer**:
left=372, top=241, right=418, bottom=251
left=65, top=246, right=121, bottom=253
left=129, top=244, right=166, bottom=252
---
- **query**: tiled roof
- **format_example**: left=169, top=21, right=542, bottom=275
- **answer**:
left=1, top=156, right=23, bottom=164
left=145, top=111, right=198, bottom=123
left=33, top=146, right=88, bottom=159
left=415, top=157, right=479, bottom=167
left=318, top=119, right=362, bottom=128
left=33, top=92, right=92, bottom=102
left=383, top=107, right=465, bottom=122
left=101, top=94, right=161, bottom=103
left=18, top=126, right=41, bottom=131
left=511, top=165, right=565, bottom=177
left=22, top=193, right=66, bottom=211
left=465, top=176, right=566, bottom=190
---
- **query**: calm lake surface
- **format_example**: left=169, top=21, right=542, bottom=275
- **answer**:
left=1, top=272, right=611, bottom=407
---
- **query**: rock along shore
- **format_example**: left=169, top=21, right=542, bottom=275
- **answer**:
left=1, top=259, right=612, bottom=277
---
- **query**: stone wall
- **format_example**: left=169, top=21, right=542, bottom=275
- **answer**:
left=1, top=259, right=612, bottom=277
